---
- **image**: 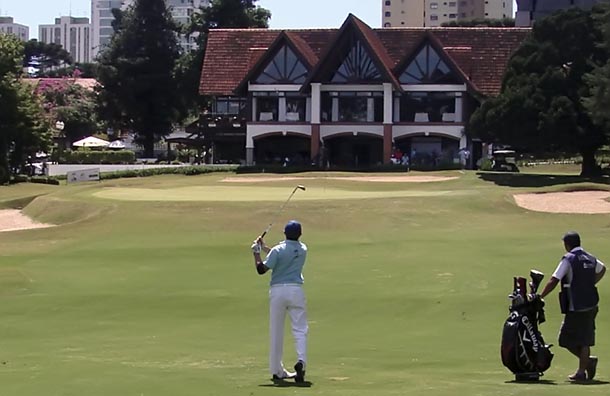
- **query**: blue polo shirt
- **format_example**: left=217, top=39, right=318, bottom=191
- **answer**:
left=264, top=239, right=307, bottom=286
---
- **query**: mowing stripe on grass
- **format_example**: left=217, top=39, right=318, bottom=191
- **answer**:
left=92, top=186, right=468, bottom=202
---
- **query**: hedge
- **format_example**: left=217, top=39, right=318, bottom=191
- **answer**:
left=57, top=150, right=136, bottom=164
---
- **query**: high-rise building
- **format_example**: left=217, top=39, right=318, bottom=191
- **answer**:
left=39, top=17, right=92, bottom=63
left=515, top=0, right=601, bottom=27
left=382, top=0, right=513, bottom=27
left=91, top=0, right=209, bottom=59
left=91, top=0, right=126, bottom=59
left=0, top=16, right=29, bottom=41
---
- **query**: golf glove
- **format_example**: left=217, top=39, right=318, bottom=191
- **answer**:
left=251, top=241, right=261, bottom=254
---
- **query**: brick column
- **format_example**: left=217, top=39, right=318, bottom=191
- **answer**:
left=311, top=125, right=320, bottom=164
left=383, top=124, right=392, bottom=164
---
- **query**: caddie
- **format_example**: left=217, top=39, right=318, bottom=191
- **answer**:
left=540, top=231, right=606, bottom=382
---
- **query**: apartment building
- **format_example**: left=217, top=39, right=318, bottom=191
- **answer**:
left=39, top=17, right=92, bottom=63
left=91, top=0, right=208, bottom=59
left=383, top=0, right=513, bottom=27
left=515, top=0, right=601, bottom=26
left=0, top=16, right=29, bottom=41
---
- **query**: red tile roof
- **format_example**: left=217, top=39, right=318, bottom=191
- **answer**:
left=200, top=20, right=530, bottom=97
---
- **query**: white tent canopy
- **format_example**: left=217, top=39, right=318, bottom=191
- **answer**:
left=108, top=140, right=126, bottom=149
left=72, top=136, right=110, bottom=148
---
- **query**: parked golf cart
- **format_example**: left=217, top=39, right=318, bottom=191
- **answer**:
left=492, top=150, right=520, bottom=173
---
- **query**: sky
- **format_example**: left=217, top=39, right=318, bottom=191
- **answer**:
left=1, top=0, right=518, bottom=40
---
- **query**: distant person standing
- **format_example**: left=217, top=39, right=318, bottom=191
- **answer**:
left=540, top=231, right=606, bottom=382
left=251, top=221, right=309, bottom=383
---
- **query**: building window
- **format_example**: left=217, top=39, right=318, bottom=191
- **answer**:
left=399, top=92, right=456, bottom=123
left=214, top=97, right=247, bottom=116
left=385, top=0, right=391, bottom=5
left=286, top=94, right=307, bottom=122
left=254, top=45, right=308, bottom=84
left=320, top=92, right=383, bottom=123
left=331, top=35, right=382, bottom=83
left=449, top=13, right=457, bottom=18
left=430, top=15, right=438, bottom=21
left=384, top=22, right=391, bottom=27
left=449, top=1, right=456, bottom=6
left=430, top=2, right=438, bottom=9
left=254, top=93, right=279, bottom=122
left=400, top=43, right=460, bottom=84
left=385, top=11, right=391, bottom=17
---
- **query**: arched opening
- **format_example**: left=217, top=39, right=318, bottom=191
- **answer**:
left=394, top=134, right=460, bottom=168
left=254, top=134, right=310, bottom=166
left=323, top=134, right=383, bottom=167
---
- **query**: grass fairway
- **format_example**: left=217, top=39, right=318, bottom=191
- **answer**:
left=1, top=171, right=610, bottom=395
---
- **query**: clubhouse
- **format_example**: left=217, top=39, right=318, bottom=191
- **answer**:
left=199, top=14, right=530, bottom=168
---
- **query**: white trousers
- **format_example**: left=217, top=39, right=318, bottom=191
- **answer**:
left=269, top=284, right=308, bottom=376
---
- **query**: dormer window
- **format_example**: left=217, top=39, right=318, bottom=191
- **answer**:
left=254, top=45, right=308, bottom=84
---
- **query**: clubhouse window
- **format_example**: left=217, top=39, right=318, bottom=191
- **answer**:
left=398, top=92, right=456, bottom=123
left=213, top=97, right=247, bottom=116
left=321, top=92, right=383, bottom=123
left=253, top=92, right=279, bottom=122
left=286, top=93, right=307, bottom=122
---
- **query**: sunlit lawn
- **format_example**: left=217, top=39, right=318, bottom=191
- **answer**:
left=1, top=171, right=609, bottom=395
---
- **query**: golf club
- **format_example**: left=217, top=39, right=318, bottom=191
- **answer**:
left=529, top=270, right=544, bottom=294
left=260, top=185, right=306, bottom=238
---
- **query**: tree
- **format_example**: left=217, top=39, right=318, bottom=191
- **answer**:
left=38, top=63, right=99, bottom=78
left=583, top=2, right=610, bottom=136
left=23, top=39, right=73, bottom=76
left=1, top=35, right=51, bottom=183
left=442, top=18, right=515, bottom=27
left=468, top=8, right=608, bottom=176
left=176, top=0, right=271, bottom=116
left=96, top=0, right=181, bottom=157
left=35, top=79, right=99, bottom=145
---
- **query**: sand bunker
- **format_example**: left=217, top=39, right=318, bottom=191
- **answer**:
left=0, top=210, right=53, bottom=232
left=222, top=175, right=458, bottom=183
left=514, top=191, right=610, bottom=214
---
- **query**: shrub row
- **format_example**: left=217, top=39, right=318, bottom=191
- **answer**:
left=99, top=165, right=239, bottom=180
left=56, top=150, right=136, bottom=164
left=236, top=163, right=461, bottom=174
left=10, top=175, right=61, bottom=185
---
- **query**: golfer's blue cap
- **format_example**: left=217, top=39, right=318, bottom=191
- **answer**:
left=284, top=220, right=302, bottom=240
left=562, top=231, right=581, bottom=247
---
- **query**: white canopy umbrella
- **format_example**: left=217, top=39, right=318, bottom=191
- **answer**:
left=72, top=136, right=110, bottom=148
left=108, top=140, right=126, bottom=149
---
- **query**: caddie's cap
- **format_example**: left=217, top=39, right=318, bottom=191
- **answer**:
left=284, top=220, right=302, bottom=240
left=562, top=231, right=581, bottom=247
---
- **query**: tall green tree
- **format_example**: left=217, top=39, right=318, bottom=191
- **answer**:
left=97, top=0, right=181, bottom=157
left=1, top=35, right=51, bottom=183
left=468, top=8, right=608, bottom=176
left=176, top=0, right=271, bottom=116
left=23, top=39, right=73, bottom=76
left=584, top=1, right=610, bottom=136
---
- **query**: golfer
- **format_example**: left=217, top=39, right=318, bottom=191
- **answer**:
left=539, top=231, right=606, bottom=381
left=251, top=220, right=308, bottom=383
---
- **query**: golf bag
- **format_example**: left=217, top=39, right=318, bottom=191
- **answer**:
left=501, top=270, right=553, bottom=381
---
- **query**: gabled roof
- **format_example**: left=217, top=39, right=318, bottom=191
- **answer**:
left=235, top=30, right=317, bottom=94
left=393, top=31, right=477, bottom=92
left=199, top=16, right=530, bottom=97
left=302, top=14, right=401, bottom=91
left=200, top=28, right=334, bottom=96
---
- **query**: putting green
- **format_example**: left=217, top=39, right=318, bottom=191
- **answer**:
left=93, top=186, right=465, bottom=201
